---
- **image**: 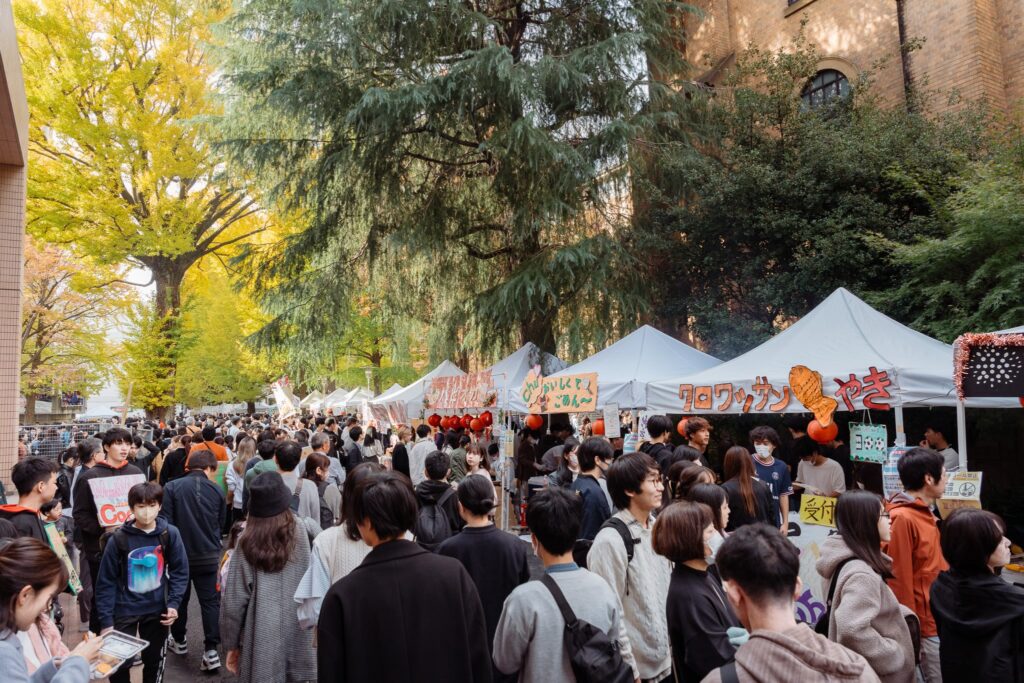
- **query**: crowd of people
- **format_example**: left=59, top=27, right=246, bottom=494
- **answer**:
left=0, top=409, right=1021, bottom=682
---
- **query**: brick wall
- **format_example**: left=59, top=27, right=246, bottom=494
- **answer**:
left=684, top=0, right=1023, bottom=114
left=0, top=164, right=24, bottom=491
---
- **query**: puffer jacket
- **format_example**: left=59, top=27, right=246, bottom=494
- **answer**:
left=817, top=535, right=917, bottom=683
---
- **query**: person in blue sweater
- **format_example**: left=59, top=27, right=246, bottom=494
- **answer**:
left=95, top=482, right=188, bottom=683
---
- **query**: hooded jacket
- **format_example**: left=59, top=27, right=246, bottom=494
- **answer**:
left=0, top=505, right=46, bottom=542
left=884, top=491, right=948, bottom=637
left=159, top=469, right=227, bottom=566
left=71, top=460, right=144, bottom=555
left=931, top=569, right=1024, bottom=682
left=414, top=479, right=463, bottom=535
left=94, top=517, right=189, bottom=628
left=816, top=535, right=917, bottom=683
left=702, top=624, right=881, bottom=683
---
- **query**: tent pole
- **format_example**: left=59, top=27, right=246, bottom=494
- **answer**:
left=956, top=398, right=968, bottom=469
left=894, top=402, right=906, bottom=446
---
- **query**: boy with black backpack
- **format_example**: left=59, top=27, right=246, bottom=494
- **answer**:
left=413, top=450, right=463, bottom=551
left=95, top=482, right=188, bottom=683
left=493, top=487, right=637, bottom=681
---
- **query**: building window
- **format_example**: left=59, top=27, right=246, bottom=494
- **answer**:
left=801, top=69, right=850, bottom=109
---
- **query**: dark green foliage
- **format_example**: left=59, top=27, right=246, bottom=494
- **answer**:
left=216, top=0, right=700, bottom=361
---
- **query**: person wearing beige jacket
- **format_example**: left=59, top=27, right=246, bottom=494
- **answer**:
left=817, top=490, right=918, bottom=683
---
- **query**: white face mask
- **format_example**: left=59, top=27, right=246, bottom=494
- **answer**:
left=133, top=505, right=159, bottom=526
left=754, top=444, right=773, bottom=459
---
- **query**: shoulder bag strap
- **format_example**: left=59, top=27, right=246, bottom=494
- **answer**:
left=541, top=573, right=578, bottom=626
left=826, top=557, right=855, bottom=608
left=720, top=660, right=740, bottom=683
left=603, top=517, right=638, bottom=562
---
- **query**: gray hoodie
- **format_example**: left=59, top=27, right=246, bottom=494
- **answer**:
left=702, top=623, right=881, bottom=683
left=0, top=630, right=91, bottom=683
left=816, top=535, right=917, bottom=683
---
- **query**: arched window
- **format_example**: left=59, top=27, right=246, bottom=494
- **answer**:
left=801, top=69, right=851, bottom=109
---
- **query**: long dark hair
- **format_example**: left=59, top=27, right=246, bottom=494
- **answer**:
left=723, top=447, right=757, bottom=517
left=342, top=462, right=384, bottom=541
left=239, top=510, right=296, bottom=573
left=687, top=483, right=728, bottom=533
left=835, top=490, right=893, bottom=579
left=0, top=538, right=68, bottom=631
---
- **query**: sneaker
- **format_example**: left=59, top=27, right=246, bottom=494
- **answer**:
left=166, top=636, right=187, bottom=655
left=200, top=649, right=221, bottom=672
left=131, top=653, right=143, bottom=667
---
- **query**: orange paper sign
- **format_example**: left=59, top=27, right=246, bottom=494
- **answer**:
left=521, top=372, right=598, bottom=414
left=789, top=365, right=838, bottom=427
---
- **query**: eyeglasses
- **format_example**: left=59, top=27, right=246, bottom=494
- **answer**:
left=880, top=512, right=891, bottom=520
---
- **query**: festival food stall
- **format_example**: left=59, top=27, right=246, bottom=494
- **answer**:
left=321, top=388, right=352, bottom=412
left=299, top=391, right=324, bottom=412
left=372, top=360, right=466, bottom=426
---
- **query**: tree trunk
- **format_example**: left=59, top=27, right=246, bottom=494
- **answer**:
left=246, top=400, right=256, bottom=415
left=24, top=395, right=36, bottom=424
left=148, top=256, right=191, bottom=420
left=520, top=312, right=557, bottom=356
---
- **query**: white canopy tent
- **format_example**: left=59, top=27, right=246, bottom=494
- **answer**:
left=994, top=325, right=1024, bottom=334
left=341, top=387, right=375, bottom=412
left=484, top=342, right=566, bottom=413
left=647, top=288, right=1018, bottom=467
left=369, top=383, right=404, bottom=426
left=299, top=391, right=324, bottom=410
left=373, top=360, right=466, bottom=424
left=322, top=388, right=351, bottom=411
left=546, top=325, right=721, bottom=409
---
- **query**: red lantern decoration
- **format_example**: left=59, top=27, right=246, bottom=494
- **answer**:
left=593, top=418, right=605, bottom=436
left=808, top=419, right=839, bottom=444
left=676, top=417, right=690, bottom=437
left=525, top=414, right=544, bottom=430
left=440, top=416, right=453, bottom=430
left=461, top=414, right=474, bottom=429
left=1019, top=397, right=1024, bottom=408
left=470, top=418, right=483, bottom=432
left=427, top=414, right=441, bottom=428
left=480, top=411, right=493, bottom=426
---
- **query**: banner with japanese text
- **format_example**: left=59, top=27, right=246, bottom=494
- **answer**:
left=672, top=366, right=897, bottom=415
left=425, top=371, right=496, bottom=410
left=521, top=371, right=598, bottom=414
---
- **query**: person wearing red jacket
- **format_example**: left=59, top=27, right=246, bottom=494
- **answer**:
left=885, top=447, right=948, bottom=683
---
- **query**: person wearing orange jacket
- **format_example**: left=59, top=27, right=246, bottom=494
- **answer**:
left=885, top=447, right=949, bottom=683
left=189, top=425, right=229, bottom=462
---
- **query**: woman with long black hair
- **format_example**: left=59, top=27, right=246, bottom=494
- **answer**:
left=816, top=489, right=916, bottom=683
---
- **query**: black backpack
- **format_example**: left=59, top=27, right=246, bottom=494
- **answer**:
left=314, top=480, right=336, bottom=529
left=541, top=574, right=633, bottom=683
left=414, top=487, right=455, bottom=551
left=572, top=517, right=638, bottom=574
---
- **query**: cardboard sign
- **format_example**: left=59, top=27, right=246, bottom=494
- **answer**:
left=44, top=522, right=82, bottom=595
left=937, top=471, right=983, bottom=519
left=883, top=445, right=912, bottom=498
left=89, top=474, right=146, bottom=527
left=425, top=371, right=496, bottom=410
left=850, top=422, right=888, bottom=464
left=799, top=494, right=837, bottom=528
left=522, top=372, right=598, bottom=414
left=602, top=403, right=621, bottom=438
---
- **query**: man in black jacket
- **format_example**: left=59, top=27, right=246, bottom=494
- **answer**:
left=317, top=470, right=491, bottom=682
left=72, top=427, right=144, bottom=633
left=344, top=425, right=364, bottom=473
left=640, top=415, right=679, bottom=475
left=0, top=456, right=59, bottom=541
left=160, top=449, right=226, bottom=672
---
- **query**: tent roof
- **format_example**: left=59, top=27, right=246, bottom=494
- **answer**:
left=549, top=325, right=720, bottom=409
left=484, top=342, right=566, bottom=411
left=647, top=287, right=1012, bottom=413
left=299, top=391, right=324, bottom=408
left=322, top=388, right=350, bottom=410
left=994, top=325, right=1024, bottom=334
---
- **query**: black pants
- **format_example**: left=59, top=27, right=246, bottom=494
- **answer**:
left=75, top=543, right=92, bottom=623
left=86, top=551, right=102, bottom=634
left=170, top=563, right=220, bottom=650
left=110, top=613, right=168, bottom=683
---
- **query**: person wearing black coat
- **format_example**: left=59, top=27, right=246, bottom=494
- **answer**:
left=317, top=471, right=492, bottom=683
left=931, top=508, right=1024, bottom=682
left=438, top=476, right=529, bottom=683
left=652, top=500, right=740, bottom=682
left=344, top=426, right=364, bottom=473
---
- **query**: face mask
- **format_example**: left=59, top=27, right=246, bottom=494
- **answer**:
left=754, top=444, right=773, bottom=459
left=133, top=506, right=159, bottom=526
left=568, top=454, right=579, bottom=470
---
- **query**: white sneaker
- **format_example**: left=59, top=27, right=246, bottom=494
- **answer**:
left=200, top=649, right=221, bottom=671
left=166, top=636, right=187, bottom=655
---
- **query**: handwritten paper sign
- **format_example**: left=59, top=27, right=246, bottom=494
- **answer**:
left=799, top=494, right=837, bottom=527
left=89, top=474, right=146, bottom=527
left=602, top=403, right=621, bottom=439
left=522, top=372, right=598, bottom=414
left=44, top=522, right=82, bottom=594
left=936, top=471, right=983, bottom=519
left=426, top=371, right=495, bottom=410
left=850, top=423, right=888, bottom=464
left=882, top=445, right=912, bottom=498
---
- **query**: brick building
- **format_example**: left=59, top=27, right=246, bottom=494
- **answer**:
left=0, top=0, right=26, bottom=491
left=684, top=0, right=1023, bottom=113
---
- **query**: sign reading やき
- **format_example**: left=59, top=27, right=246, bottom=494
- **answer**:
left=89, top=474, right=146, bottom=527
left=522, top=371, right=598, bottom=414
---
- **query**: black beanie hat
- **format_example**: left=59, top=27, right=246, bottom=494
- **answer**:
left=248, top=471, right=292, bottom=518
